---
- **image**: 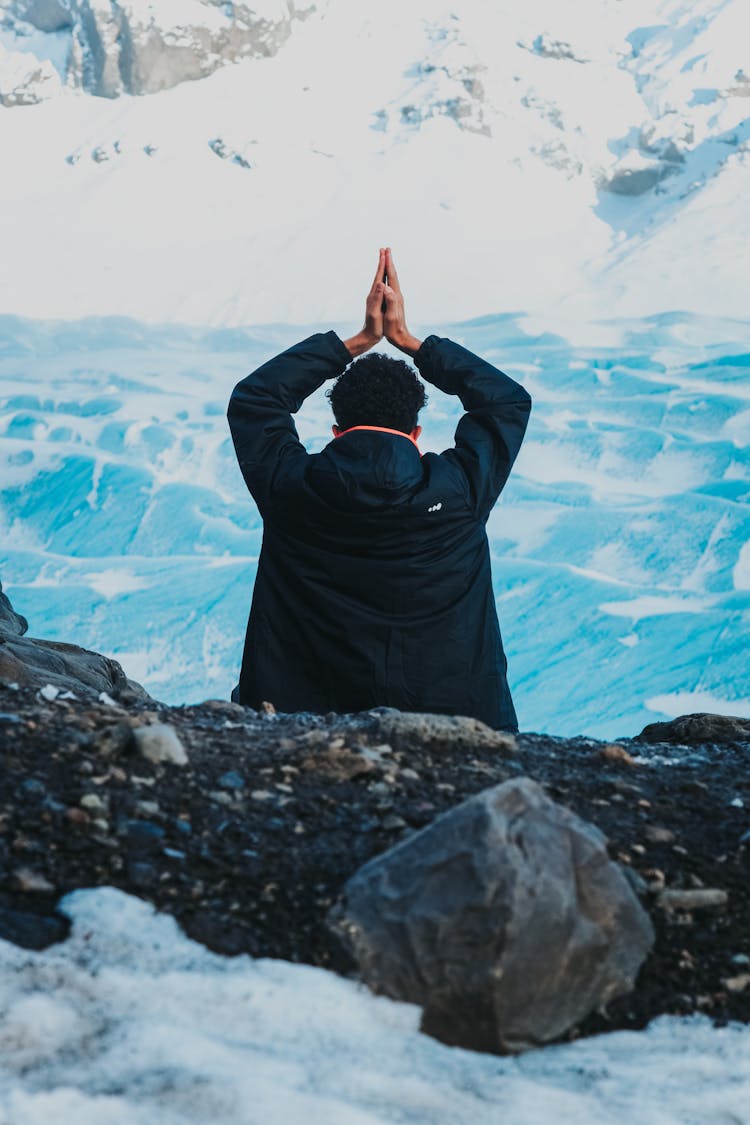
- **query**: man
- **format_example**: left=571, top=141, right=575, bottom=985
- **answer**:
left=227, top=248, right=531, bottom=730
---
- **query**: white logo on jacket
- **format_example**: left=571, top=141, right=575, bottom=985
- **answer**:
left=427, top=502, right=442, bottom=512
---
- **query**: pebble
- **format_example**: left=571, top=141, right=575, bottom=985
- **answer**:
left=643, top=825, right=676, bottom=845
left=80, top=794, right=106, bottom=811
left=723, top=974, right=750, bottom=993
left=132, top=723, right=189, bottom=766
left=599, top=743, right=635, bottom=766
left=124, top=819, right=166, bottom=852
left=657, top=888, right=729, bottom=913
left=13, top=867, right=55, bottom=893
left=251, top=789, right=273, bottom=802
left=134, top=800, right=160, bottom=817
left=20, top=778, right=46, bottom=800
left=218, top=770, right=245, bottom=790
left=381, top=814, right=408, bottom=831
left=65, top=807, right=90, bottom=825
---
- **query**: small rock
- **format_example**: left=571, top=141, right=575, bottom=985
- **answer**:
left=98, top=692, right=118, bottom=706
left=92, top=818, right=110, bottom=833
left=658, top=888, right=728, bottom=913
left=301, top=746, right=374, bottom=781
left=642, top=868, right=666, bottom=892
left=80, top=793, right=105, bottom=811
left=381, top=814, right=408, bottom=831
left=124, top=819, right=166, bottom=852
left=134, top=800, right=160, bottom=818
left=260, top=700, right=276, bottom=715
left=250, top=789, right=273, bottom=802
left=730, top=953, right=750, bottom=967
left=0, top=905, right=68, bottom=950
left=199, top=699, right=246, bottom=717
left=218, top=770, right=245, bottom=790
left=94, top=722, right=134, bottom=757
left=400, top=768, right=420, bottom=781
left=13, top=867, right=55, bottom=893
left=132, top=723, right=189, bottom=766
left=723, top=974, right=750, bottom=993
left=599, top=743, right=635, bottom=766
left=20, top=778, right=46, bottom=800
left=730, top=797, right=744, bottom=809
left=643, top=825, right=676, bottom=845
left=65, top=807, right=90, bottom=825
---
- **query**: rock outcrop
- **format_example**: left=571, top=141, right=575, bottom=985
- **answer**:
left=330, top=776, right=654, bottom=1053
left=0, top=580, right=150, bottom=701
left=11, top=0, right=313, bottom=97
left=637, top=712, right=750, bottom=745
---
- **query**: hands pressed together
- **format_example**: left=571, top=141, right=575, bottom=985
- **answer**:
left=343, top=247, right=423, bottom=359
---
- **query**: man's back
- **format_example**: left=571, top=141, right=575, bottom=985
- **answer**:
left=228, top=329, right=531, bottom=731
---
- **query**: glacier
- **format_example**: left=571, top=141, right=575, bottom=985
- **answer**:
left=1, top=309, right=748, bottom=738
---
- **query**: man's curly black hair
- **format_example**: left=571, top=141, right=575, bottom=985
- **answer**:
left=326, top=353, right=428, bottom=434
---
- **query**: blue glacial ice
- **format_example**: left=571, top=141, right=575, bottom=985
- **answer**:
left=1, top=311, right=749, bottom=739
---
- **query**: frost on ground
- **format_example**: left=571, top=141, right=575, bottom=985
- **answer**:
left=0, top=888, right=748, bottom=1125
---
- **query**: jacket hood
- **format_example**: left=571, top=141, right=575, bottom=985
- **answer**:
left=305, top=428, right=425, bottom=510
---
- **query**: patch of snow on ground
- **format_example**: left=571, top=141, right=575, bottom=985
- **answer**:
left=0, top=887, right=749, bottom=1125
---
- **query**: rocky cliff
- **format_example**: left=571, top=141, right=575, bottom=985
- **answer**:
left=5, top=0, right=313, bottom=97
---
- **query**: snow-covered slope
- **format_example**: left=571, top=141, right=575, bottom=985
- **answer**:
left=0, top=0, right=748, bottom=327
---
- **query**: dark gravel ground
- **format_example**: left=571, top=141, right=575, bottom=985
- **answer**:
left=1, top=679, right=749, bottom=1047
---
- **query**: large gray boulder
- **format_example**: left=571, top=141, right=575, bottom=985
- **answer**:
left=0, top=579, right=151, bottom=701
left=331, top=777, right=654, bottom=1054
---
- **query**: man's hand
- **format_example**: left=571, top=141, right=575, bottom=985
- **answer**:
left=343, top=248, right=387, bottom=358
left=383, top=248, right=423, bottom=358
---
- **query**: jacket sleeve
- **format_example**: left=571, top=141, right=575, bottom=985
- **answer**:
left=227, top=330, right=352, bottom=511
left=415, top=335, right=532, bottom=522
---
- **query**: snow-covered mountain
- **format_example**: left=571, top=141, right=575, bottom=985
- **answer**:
left=0, top=0, right=748, bottom=326
left=0, top=0, right=748, bottom=736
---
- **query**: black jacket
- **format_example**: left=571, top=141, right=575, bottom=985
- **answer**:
left=227, top=331, right=531, bottom=730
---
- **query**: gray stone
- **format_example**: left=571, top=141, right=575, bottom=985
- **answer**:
left=657, top=888, right=728, bottom=913
left=330, top=777, right=654, bottom=1054
left=132, top=723, right=189, bottom=766
left=368, top=709, right=517, bottom=756
left=636, top=712, right=750, bottom=745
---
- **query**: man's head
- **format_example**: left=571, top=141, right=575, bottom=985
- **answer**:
left=326, top=353, right=428, bottom=438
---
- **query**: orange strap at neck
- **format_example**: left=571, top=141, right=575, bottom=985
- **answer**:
left=335, top=424, right=421, bottom=451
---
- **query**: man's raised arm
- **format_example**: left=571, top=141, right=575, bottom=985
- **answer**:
left=228, top=249, right=390, bottom=510
left=382, top=247, right=531, bottom=521
left=415, top=336, right=532, bottom=522
left=227, top=331, right=352, bottom=511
